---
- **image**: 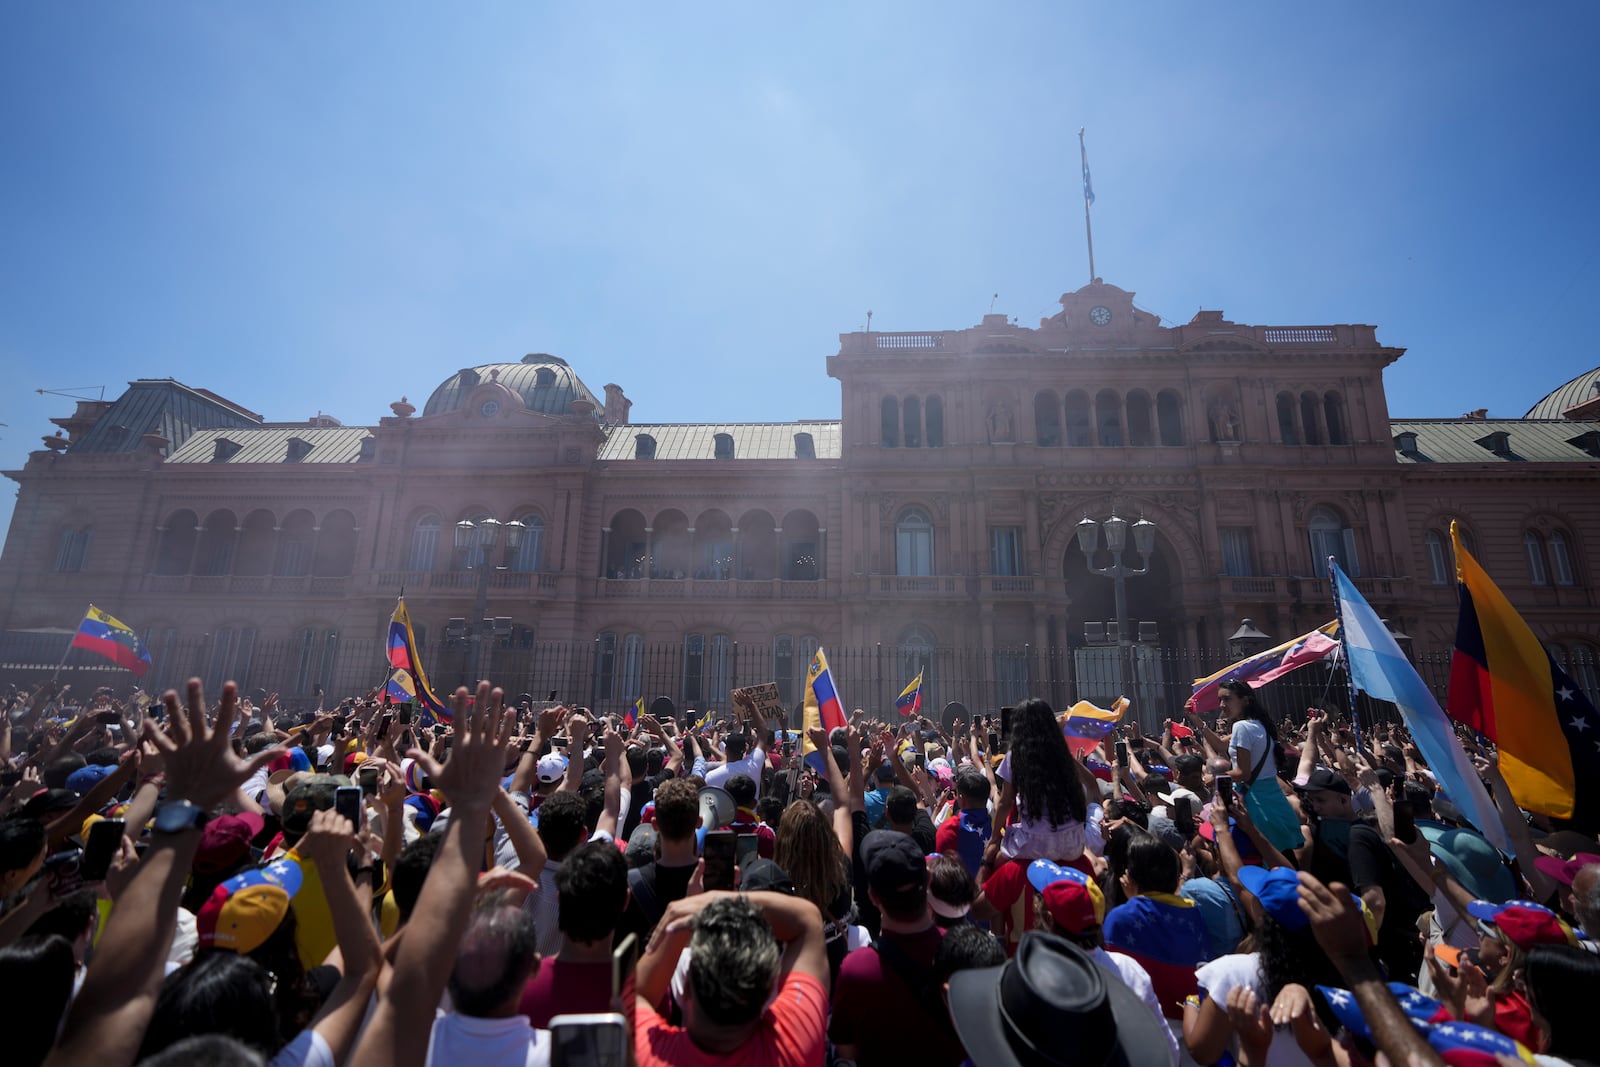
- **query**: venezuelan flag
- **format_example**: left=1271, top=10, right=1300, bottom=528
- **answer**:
left=801, top=647, right=847, bottom=773
left=71, top=605, right=151, bottom=676
left=386, top=598, right=450, bottom=725
left=625, top=696, right=643, bottom=730
left=1189, top=621, right=1340, bottom=716
left=1059, top=697, right=1127, bottom=756
left=895, top=670, right=924, bottom=717
left=1448, top=523, right=1599, bottom=828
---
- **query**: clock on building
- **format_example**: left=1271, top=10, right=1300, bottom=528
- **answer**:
left=1089, top=305, right=1112, bottom=327
left=479, top=399, right=501, bottom=418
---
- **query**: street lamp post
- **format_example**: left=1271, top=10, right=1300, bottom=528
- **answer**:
left=454, top=517, right=525, bottom=684
left=1076, top=513, right=1156, bottom=725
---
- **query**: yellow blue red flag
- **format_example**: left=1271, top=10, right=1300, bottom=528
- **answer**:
left=71, top=605, right=151, bottom=676
left=387, top=597, right=450, bottom=724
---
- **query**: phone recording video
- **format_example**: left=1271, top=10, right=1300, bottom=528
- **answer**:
left=550, top=1013, right=627, bottom=1067
left=735, top=832, right=759, bottom=871
left=334, top=785, right=362, bottom=829
left=80, top=819, right=126, bottom=883
left=1216, top=776, right=1234, bottom=810
left=701, top=830, right=736, bottom=892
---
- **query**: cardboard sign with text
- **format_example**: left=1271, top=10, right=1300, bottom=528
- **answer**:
left=731, top=683, right=783, bottom=721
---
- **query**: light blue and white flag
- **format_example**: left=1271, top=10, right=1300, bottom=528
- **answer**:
left=1331, top=563, right=1509, bottom=852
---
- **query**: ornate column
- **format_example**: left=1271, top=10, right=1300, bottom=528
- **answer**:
left=598, top=527, right=611, bottom=578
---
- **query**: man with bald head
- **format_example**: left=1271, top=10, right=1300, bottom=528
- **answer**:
left=1572, top=863, right=1600, bottom=938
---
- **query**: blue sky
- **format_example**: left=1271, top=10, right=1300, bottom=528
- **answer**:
left=2, top=4, right=1597, bottom=537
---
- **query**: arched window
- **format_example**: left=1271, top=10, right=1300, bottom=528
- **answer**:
left=512, top=514, right=545, bottom=573
left=1549, top=531, right=1576, bottom=586
left=1525, top=531, right=1549, bottom=586
left=1308, top=507, right=1358, bottom=576
left=1096, top=390, right=1122, bottom=446
left=1300, top=392, right=1323, bottom=445
left=793, top=432, right=815, bottom=459
left=1064, top=391, right=1092, bottom=447
left=53, top=527, right=92, bottom=573
left=277, top=511, right=316, bottom=577
left=635, top=434, right=656, bottom=460
left=881, top=397, right=899, bottom=448
left=896, top=507, right=934, bottom=576
left=155, top=510, right=199, bottom=575
left=774, top=634, right=795, bottom=708
left=534, top=367, right=556, bottom=389
left=903, top=397, right=922, bottom=448
left=1277, top=392, right=1299, bottom=445
left=1034, top=391, right=1061, bottom=447
left=925, top=397, right=944, bottom=447
left=713, top=433, right=735, bottom=459
left=1157, top=391, right=1184, bottom=446
left=196, top=510, right=238, bottom=576
left=409, top=514, right=441, bottom=572
left=1324, top=392, right=1347, bottom=445
left=313, top=511, right=358, bottom=577
left=1126, top=391, right=1154, bottom=446
left=1424, top=530, right=1449, bottom=585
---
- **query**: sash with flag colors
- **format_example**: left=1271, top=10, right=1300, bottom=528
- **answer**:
left=1188, top=621, right=1340, bottom=715
left=71, top=605, right=151, bottom=676
left=801, top=647, right=847, bottom=774
left=386, top=597, right=450, bottom=725
left=1447, top=523, right=1599, bottom=829
left=1331, top=561, right=1510, bottom=851
left=1058, top=697, right=1128, bottom=756
left=895, top=669, right=924, bottom=717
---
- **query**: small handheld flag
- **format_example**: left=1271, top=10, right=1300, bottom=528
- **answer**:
left=625, top=696, right=643, bottom=730
left=1059, top=698, right=1127, bottom=756
left=387, top=598, right=450, bottom=725
left=71, top=605, right=151, bottom=677
left=895, top=670, right=924, bottom=718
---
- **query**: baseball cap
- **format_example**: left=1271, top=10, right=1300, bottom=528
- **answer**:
left=1237, top=866, right=1310, bottom=930
left=342, top=750, right=368, bottom=775
left=20, top=788, right=79, bottom=820
left=197, top=856, right=303, bottom=954
left=740, top=858, right=796, bottom=894
left=1467, top=899, right=1580, bottom=951
left=279, top=774, right=348, bottom=837
left=874, top=763, right=897, bottom=784
left=1028, top=859, right=1105, bottom=934
left=65, top=764, right=115, bottom=794
left=537, top=753, right=569, bottom=784
left=195, top=811, right=266, bottom=875
left=1298, top=767, right=1352, bottom=796
left=1426, top=1020, right=1536, bottom=1067
left=861, top=829, right=926, bottom=896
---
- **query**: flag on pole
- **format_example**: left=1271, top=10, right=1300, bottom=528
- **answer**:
left=801, top=647, right=848, bottom=774
left=1330, top=562, right=1509, bottom=851
left=895, top=670, right=924, bottom=718
left=1188, top=622, right=1341, bottom=715
left=386, top=668, right=418, bottom=704
left=1080, top=132, right=1095, bottom=206
left=692, top=708, right=713, bottom=732
left=71, top=606, right=151, bottom=676
left=1447, top=523, right=1599, bottom=828
left=625, top=696, right=643, bottom=730
left=387, top=597, right=450, bottom=725
left=1059, top=697, right=1128, bottom=756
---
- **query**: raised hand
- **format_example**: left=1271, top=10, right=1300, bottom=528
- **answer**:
left=410, top=683, right=515, bottom=814
left=143, top=679, right=284, bottom=810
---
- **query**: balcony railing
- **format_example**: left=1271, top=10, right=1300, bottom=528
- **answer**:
left=139, top=573, right=348, bottom=595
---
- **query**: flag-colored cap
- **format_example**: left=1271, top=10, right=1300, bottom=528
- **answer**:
left=1466, top=898, right=1578, bottom=950
left=1028, top=859, right=1104, bottom=933
left=197, top=857, right=303, bottom=953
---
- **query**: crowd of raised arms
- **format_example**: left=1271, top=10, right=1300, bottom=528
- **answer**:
left=0, top=674, right=1597, bottom=1067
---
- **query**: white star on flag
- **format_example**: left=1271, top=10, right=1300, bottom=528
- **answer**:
left=1557, top=686, right=1575, bottom=701
left=1573, top=716, right=1592, bottom=734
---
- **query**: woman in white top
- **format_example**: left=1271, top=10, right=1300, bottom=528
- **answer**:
left=1220, top=681, right=1303, bottom=853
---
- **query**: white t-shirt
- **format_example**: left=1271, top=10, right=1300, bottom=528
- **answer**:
left=1195, top=953, right=1317, bottom=1067
left=425, top=1012, right=550, bottom=1067
left=1091, top=947, right=1179, bottom=1067
left=270, top=1030, right=335, bottom=1067
left=703, top=747, right=767, bottom=798
left=1229, top=719, right=1277, bottom=781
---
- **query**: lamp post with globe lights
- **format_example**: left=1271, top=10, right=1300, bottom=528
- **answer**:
left=453, top=516, right=525, bottom=683
left=1076, top=513, right=1157, bottom=723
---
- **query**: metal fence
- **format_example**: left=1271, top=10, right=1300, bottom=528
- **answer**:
left=11, top=628, right=1593, bottom=732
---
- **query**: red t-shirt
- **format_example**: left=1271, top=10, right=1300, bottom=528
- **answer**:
left=519, top=958, right=613, bottom=1029
left=635, top=970, right=826, bottom=1067
left=829, top=926, right=963, bottom=1067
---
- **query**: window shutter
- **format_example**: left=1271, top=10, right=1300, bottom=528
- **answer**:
left=1341, top=528, right=1360, bottom=578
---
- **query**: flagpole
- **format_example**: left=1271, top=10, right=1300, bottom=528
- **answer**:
left=1079, top=128, right=1096, bottom=284
left=1326, top=557, right=1365, bottom=753
left=51, top=604, right=92, bottom=685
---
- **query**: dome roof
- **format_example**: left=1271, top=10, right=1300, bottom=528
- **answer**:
left=1524, top=365, right=1600, bottom=419
left=423, top=354, right=600, bottom=417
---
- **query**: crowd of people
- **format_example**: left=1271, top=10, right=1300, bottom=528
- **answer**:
left=0, top=672, right=1597, bottom=1067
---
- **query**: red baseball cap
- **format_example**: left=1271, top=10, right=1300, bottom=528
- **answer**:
left=194, top=811, right=265, bottom=875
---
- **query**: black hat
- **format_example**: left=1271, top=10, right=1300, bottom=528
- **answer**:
left=861, top=829, right=925, bottom=896
left=948, top=930, right=1174, bottom=1067
left=1298, top=767, right=1352, bottom=796
left=739, top=858, right=795, bottom=894
left=19, top=788, right=79, bottom=821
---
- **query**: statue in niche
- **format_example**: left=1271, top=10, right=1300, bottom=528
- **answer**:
left=987, top=401, right=1014, bottom=442
left=1210, top=403, right=1241, bottom=442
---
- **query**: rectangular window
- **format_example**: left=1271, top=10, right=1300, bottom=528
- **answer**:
left=994, top=651, right=1029, bottom=705
left=774, top=637, right=795, bottom=708
left=1309, top=528, right=1359, bottom=577
left=1550, top=535, right=1575, bottom=587
left=708, top=635, right=732, bottom=711
left=1220, top=528, right=1254, bottom=577
left=896, top=528, right=933, bottom=576
left=319, top=632, right=339, bottom=696
left=990, top=527, right=1022, bottom=576
left=231, top=628, right=257, bottom=691
left=205, top=629, right=234, bottom=693
left=408, top=526, right=438, bottom=572
left=682, top=634, right=705, bottom=706
left=293, top=628, right=317, bottom=695
left=594, top=633, right=618, bottom=702
left=620, top=635, right=643, bottom=701
left=1426, top=535, right=1450, bottom=586
left=1526, top=535, right=1548, bottom=586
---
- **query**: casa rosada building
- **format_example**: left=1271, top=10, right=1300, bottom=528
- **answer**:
left=3, top=279, right=1598, bottom=721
